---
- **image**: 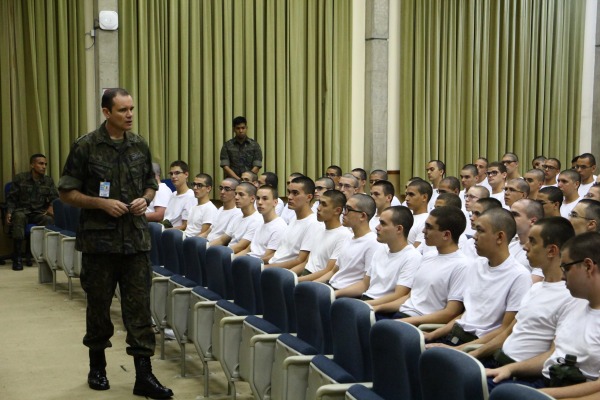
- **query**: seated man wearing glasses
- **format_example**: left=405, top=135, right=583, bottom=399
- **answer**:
left=504, top=178, right=530, bottom=208
left=575, top=153, right=597, bottom=197
left=537, top=186, right=563, bottom=217
left=183, top=173, right=218, bottom=237
left=487, top=161, right=509, bottom=208
left=568, top=199, right=600, bottom=235
left=199, top=178, right=242, bottom=241
left=502, top=152, right=522, bottom=180
left=541, top=158, right=561, bottom=188
left=311, top=176, right=335, bottom=214
left=524, top=168, right=545, bottom=201
left=161, top=160, right=197, bottom=230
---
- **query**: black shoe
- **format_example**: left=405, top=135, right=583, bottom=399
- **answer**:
left=88, top=368, right=110, bottom=390
left=12, top=258, right=23, bottom=271
left=133, top=357, right=173, bottom=399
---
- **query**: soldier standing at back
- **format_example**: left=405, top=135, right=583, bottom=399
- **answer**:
left=58, top=88, right=173, bottom=399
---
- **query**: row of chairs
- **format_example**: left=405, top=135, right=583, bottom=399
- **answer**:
left=147, top=225, right=556, bottom=400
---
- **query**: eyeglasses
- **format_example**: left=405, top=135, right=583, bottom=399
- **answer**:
left=543, top=165, right=558, bottom=170
left=193, top=183, right=208, bottom=189
left=168, top=171, right=183, bottom=176
left=465, top=194, right=479, bottom=200
left=568, top=211, right=594, bottom=221
left=343, top=206, right=363, bottom=215
left=219, top=186, right=235, bottom=192
left=576, top=165, right=593, bottom=170
left=326, top=173, right=339, bottom=178
left=560, top=259, right=586, bottom=273
left=504, top=187, right=524, bottom=193
left=486, top=170, right=500, bottom=177
left=338, top=183, right=356, bottom=190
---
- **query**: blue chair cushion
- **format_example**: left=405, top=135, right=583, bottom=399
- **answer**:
left=46, top=225, right=62, bottom=232
left=245, top=315, right=281, bottom=334
left=346, top=384, right=385, bottom=400
left=278, top=333, right=319, bottom=355
left=152, top=265, right=174, bottom=277
left=59, top=229, right=76, bottom=237
left=311, top=354, right=355, bottom=383
left=216, top=299, right=250, bottom=316
left=170, top=274, right=197, bottom=288
left=192, top=286, right=221, bottom=301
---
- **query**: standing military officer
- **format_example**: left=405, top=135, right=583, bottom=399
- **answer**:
left=58, top=88, right=173, bottom=399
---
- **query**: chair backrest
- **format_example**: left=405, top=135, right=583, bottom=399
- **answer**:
left=370, top=320, right=425, bottom=400
left=232, top=256, right=264, bottom=315
left=52, top=198, right=67, bottom=229
left=419, top=347, right=489, bottom=400
left=260, top=268, right=298, bottom=332
left=489, top=384, right=554, bottom=400
left=205, top=246, right=234, bottom=299
left=148, top=222, right=164, bottom=266
left=62, top=203, right=81, bottom=233
left=330, top=298, right=375, bottom=382
left=160, top=229, right=184, bottom=274
left=294, top=282, right=335, bottom=354
left=182, top=236, right=208, bottom=285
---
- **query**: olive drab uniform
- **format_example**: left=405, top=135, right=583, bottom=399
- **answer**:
left=58, top=121, right=158, bottom=356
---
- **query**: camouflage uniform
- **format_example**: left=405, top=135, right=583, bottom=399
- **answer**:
left=58, top=121, right=158, bottom=356
left=6, top=171, right=58, bottom=240
left=219, top=136, right=262, bottom=177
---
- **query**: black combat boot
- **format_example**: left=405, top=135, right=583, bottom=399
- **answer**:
left=133, top=356, right=173, bottom=399
left=12, top=240, right=23, bottom=271
left=88, top=349, right=110, bottom=390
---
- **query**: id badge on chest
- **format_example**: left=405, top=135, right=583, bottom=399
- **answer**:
left=99, top=181, right=110, bottom=198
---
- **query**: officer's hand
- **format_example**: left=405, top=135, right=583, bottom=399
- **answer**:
left=129, top=198, right=148, bottom=216
left=102, top=199, right=130, bottom=217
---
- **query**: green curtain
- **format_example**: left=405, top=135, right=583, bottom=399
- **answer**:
left=119, top=0, right=353, bottom=193
left=0, top=0, right=88, bottom=189
left=398, top=0, right=585, bottom=183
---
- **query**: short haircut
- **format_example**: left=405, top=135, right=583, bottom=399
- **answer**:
left=352, top=193, right=377, bottom=220
left=533, top=155, right=546, bottom=163
left=408, top=179, right=433, bottom=202
left=316, top=176, right=335, bottom=190
left=515, top=198, right=544, bottom=220
left=242, top=170, right=258, bottom=182
left=503, top=152, right=519, bottom=162
left=559, top=169, right=581, bottom=184
left=461, top=164, right=478, bottom=176
left=579, top=199, right=600, bottom=229
left=437, top=193, right=462, bottom=209
left=258, top=184, right=278, bottom=199
left=384, top=206, right=414, bottom=239
left=430, top=206, right=466, bottom=243
left=440, top=176, right=461, bottom=192
left=481, top=207, right=517, bottom=241
left=561, top=231, right=600, bottom=265
left=30, top=153, right=46, bottom=163
left=571, top=155, right=580, bottom=164
left=535, top=217, right=576, bottom=248
left=351, top=168, right=367, bottom=181
left=507, top=178, right=530, bottom=196
left=370, top=169, right=388, bottom=180
left=238, top=182, right=257, bottom=197
left=429, top=160, right=446, bottom=173
left=322, top=189, right=347, bottom=210
left=152, top=162, right=162, bottom=177
left=222, top=177, right=240, bottom=189
left=525, top=168, right=545, bottom=182
left=291, top=176, right=315, bottom=195
left=476, top=157, right=489, bottom=166
left=540, top=186, right=564, bottom=206
left=170, top=160, right=189, bottom=173
left=477, top=197, right=503, bottom=212
left=327, top=165, right=342, bottom=176
left=488, top=161, right=507, bottom=174
left=290, top=172, right=305, bottom=180
left=372, top=180, right=395, bottom=197
left=233, top=116, right=247, bottom=126
left=578, top=153, right=597, bottom=166
left=470, top=185, right=490, bottom=198
left=261, top=172, right=279, bottom=187
left=547, top=157, right=562, bottom=170
left=340, top=173, right=359, bottom=188
left=101, top=88, right=130, bottom=110
left=195, top=173, right=213, bottom=187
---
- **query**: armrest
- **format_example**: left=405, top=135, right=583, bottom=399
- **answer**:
left=250, top=333, right=281, bottom=346
left=220, top=315, right=248, bottom=327
left=282, top=354, right=317, bottom=368
left=194, top=300, right=218, bottom=310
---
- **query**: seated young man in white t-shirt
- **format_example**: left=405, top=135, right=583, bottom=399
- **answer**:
left=183, top=173, right=218, bottom=237
left=201, top=178, right=242, bottom=241
left=405, top=179, right=432, bottom=248
left=322, top=194, right=382, bottom=290
left=369, top=180, right=394, bottom=233
left=264, top=176, right=322, bottom=270
left=146, top=162, right=172, bottom=222
left=335, top=206, right=422, bottom=317
left=509, top=199, right=545, bottom=282
left=209, top=182, right=262, bottom=254
left=162, top=160, right=197, bottom=230
left=237, top=185, right=287, bottom=263
left=297, top=190, right=352, bottom=279
left=311, top=177, right=335, bottom=215
left=487, top=232, right=600, bottom=399
left=394, top=206, right=471, bottom=324
left=469, top=217, right=576, bottom=368
left=424, top=207, right=531, bottom=347
left=257, top=172, right=285, bottom=216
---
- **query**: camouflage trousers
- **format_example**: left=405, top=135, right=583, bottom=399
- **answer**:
left=81, top=252, right=155, bottom=357
left=10, top=211, right=53, bottom=240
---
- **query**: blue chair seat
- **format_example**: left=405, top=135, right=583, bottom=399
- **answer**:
left=192, top=286, right=221, bottom=301
left=311, top=354, right=356, bottom=383
left=278, top=333, right=319, bottom=355
left=152, top=265, right=174, bottom=277
left=244, top=315, right=281, bottom=334
left=170, top=274, right=197, bottom=288
left=216, top=298, right=250, bottom=316
left=347, top=384, right=385, bottom=400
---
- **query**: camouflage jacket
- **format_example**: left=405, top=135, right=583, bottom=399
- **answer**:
left=58, top=122, right=158, bottom=254
left=219, top=136, right=262, bottom=177
left=7, top=172, right=58, bottom=215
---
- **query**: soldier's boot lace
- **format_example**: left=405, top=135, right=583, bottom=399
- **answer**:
left=133, top=356, right=173, bottom=399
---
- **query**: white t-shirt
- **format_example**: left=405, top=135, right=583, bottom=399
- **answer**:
left=206, top=207, right=243, bottom=242
left=509, top=238, right=544, bottom=278
left=391, top=196, right=401, bottom=206
left=417, top=234, right=468, bottom=256
left=329, top=232, right=382, bottom=290
left=369, top=215, right=380, bottom=233
left=280, top=203, right=297, bottom=224
left=248, top=217, right=288, bottom=258
left=147, top=182, right=172, bottom=212
left=428, top=189, right=439, bottom=212
left=490, top=191, right=507, bottom=208
left=275, top=198, right=285, bottom=216
left=163, top=188, right=197, bottom=227
left=311, top=200, right=320, bottom=214
left=305, top=226, right=352, bottom=273
left=542, top=299, right=600, bottom=380
left=560, top=196, right=582, bottom=219
left=503, top=281, right=576, bottom=362
left=456, top=255, right=531, bottom=337
left=400, top=250, right=470, bottom=316
left=363, top=244, right=422, bottom=299
left=578, top=179, right=597, bottom=198
left=269, top=213, right=321, bottom=264
left=184, top=201, right=219, bottom=237
left=408, top=213, right=428, bottom=245
left=479, top=177, right=493, bottom=192
left=226, top=210, right=263, bottom=247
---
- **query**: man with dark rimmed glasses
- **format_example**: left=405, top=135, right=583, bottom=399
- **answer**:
left=183, top=173, right=218, bottom=237
left=541, top=158, right=561, bottom=188
left=199, top=178, right=241, bottom=240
